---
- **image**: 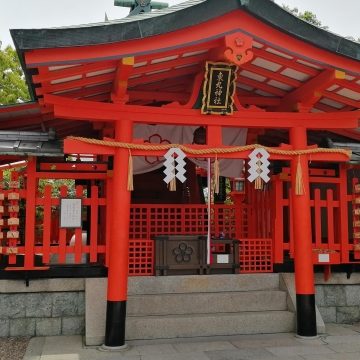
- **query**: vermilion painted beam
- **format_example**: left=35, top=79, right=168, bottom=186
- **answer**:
left=128, top=90, right=190, bottom=103
left=36, top=171, right=107, bottom=180
left=39, top=162, right=107, bottom=172
left=65, top=138, right=115, bottom=155
left=274, top=69, right=344, bottom=111
left=237, top=96, right=281, bottom=106
left=131, top=75, right=193, bottom=92
left=44, top=94, right=359, bottom=129
left=111, top=57, right=134, bottom=103
left=58, top=84, right=112, bottom=99
left=82, top=94, right=110, bottom=102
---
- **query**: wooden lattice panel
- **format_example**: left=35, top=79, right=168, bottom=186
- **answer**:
left=129, top=205, right=246, bottom=240
left=128, top=239, right=154, bottom=276
left=211, top=207, right=237, bottom=239
left=239, top=238, right=273, bottom=273
left=130, top=207, right=149, bottom=239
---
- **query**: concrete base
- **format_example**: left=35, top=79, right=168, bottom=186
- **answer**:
left=85, top=278, right=107, bottom=345
left=98, top=343, right=128, bottom=352
left=85, top=274, right=295, bottom=345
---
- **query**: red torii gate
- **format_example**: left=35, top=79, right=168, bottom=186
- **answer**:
left=9, top=0, right=360, bottom=347
left=52, top=92, right=357, bottom=346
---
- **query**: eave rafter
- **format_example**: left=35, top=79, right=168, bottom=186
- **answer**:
left=128, top=65, right=201, bottom=88
left=132, top=75, right=193, bottom=92
left=322, top=90, right=360, bottom=109
left=238, top=75, right=286, bottom=97
left=132, top=53, right=208, bottom=76
left=35, top=72, right=114, bottom=96
left=273, top=69, right=345, bottom=112
left=240, top=63, right=301, bottom=89
left=32, top=61, right=117, bottom=84
left=238, top=97, right=281, bottom=106
left=335, top=79, right=360, bottom=94
left=128, top=90, right=190, bottom=103
left=57, top=83, right=112, bottom=99
left=251, top=48, right=319, bottom=77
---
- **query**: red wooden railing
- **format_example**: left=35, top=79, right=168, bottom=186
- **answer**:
left=273, top=166, right=355, bottom=265
left=0, top=162, right=274, bottom=275
left=35, top=184, right=107, bottom=265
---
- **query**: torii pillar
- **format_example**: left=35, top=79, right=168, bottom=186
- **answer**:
left=104, top=119, right=133, bottom=348
left=290, top=126, right=317, bottom=337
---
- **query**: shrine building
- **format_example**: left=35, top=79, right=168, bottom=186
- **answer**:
left=0, top=0, right=360, bottom=347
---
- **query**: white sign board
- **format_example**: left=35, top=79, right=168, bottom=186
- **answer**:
left=60, top=198, right=82, bottom=228
left=318, top=253, right=330, bottom=263
left=217, top=254, right=229, bottom=264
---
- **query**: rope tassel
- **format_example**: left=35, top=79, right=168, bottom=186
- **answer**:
left=295, top=155, right=304, bottom=195
left=127, top=150, right=134, bottom=191
left=254, top=176, right=263, bottom=190
left=168, top=156, right=177, bottom=191
left=214, top=155, right=220, bottom=194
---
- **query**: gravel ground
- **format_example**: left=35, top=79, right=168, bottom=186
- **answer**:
left=0, top=337, right=30, bottom=360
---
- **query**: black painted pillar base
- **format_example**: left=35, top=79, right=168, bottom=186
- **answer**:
left=296, top=294, right=317, bottom=337
left=104, top=300, right=127, bottom=347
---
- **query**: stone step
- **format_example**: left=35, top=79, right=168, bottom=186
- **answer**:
left=127, top=290, right=288, bottom=316
left=126, top=311, right=295, bottom=341
left=128, top=274, right=280, bottom=295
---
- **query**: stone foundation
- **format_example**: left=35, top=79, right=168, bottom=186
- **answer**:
left=0, top=279, right=85, bottom=337
left=2, top=273, right=360, bottom=337
left=316, top=273, right=360, bottom=324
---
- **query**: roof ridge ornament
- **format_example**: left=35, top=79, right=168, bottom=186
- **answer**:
left=114, top=0, right=168, bottom=16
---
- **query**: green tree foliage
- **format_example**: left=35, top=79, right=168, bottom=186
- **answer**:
left=0, top=42, right=30, bottom=105
left=282, top=5, right=327, bottom=29
left=283, top=5, right=360, bottom=42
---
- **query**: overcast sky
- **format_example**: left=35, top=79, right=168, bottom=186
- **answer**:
left=1, top=0, right=359, bottom=48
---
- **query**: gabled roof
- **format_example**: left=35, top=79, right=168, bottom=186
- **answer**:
left=2, top=0, right=360, bottom=144
left=11, top=0, right=360, bottom=62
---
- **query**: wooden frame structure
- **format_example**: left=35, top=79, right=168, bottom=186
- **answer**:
left=1, top=0, right=359, bottom=347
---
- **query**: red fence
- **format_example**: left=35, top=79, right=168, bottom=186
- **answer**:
left=129, top=201, right=273, bottom=274
left=0, top=160, right=274, bottom=275
left=273, top=166, right=355, bottom=265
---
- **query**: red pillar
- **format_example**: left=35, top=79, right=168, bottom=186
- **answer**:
left=290, top=127, right=316, bottom=337
left=24, top=157, right=37, bottom=269
left=104, top=119, right=132, bottom=348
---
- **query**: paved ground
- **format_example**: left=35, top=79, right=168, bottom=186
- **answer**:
left=23, top=323, right=360, bottom=360
left=0, top=337, right=29, bottom=360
